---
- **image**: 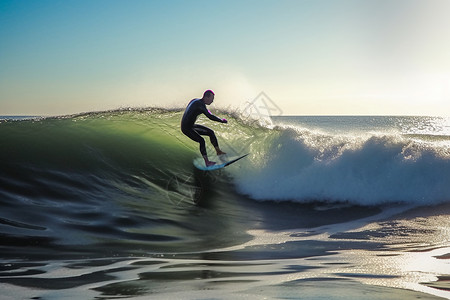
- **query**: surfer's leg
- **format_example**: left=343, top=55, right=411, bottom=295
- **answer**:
left=193, top=125, right=218, bottom=147
left=182, top=127, right=216, bottom=166
left=182, top=127, right=207, bottom=156
left=193, top=125, right=226, bottom=155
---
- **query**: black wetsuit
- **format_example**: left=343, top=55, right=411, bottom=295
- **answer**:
left=181, top=98, right=223, bottom=156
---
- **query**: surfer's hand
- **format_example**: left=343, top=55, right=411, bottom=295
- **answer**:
left=221, top=118, right=228, bottom=124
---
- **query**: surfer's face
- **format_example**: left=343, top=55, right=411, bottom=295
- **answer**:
left=204, top=94, right=214, bottom=105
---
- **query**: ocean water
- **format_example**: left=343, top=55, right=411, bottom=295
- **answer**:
left=0, top=109, right=449, bottom=299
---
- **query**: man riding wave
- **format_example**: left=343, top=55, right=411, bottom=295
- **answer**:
left=181, top=90, right=227, bottom=167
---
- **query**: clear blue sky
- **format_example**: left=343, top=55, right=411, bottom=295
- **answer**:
left=1, top=0, right=450, bottom=116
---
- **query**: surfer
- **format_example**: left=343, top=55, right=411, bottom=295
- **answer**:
left=181, top=90, right=227, bottom=167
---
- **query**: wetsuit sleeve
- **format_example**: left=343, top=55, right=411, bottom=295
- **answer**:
left=200, top=104, right=223, bottom=123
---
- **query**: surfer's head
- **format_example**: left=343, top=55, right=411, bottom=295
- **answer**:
left=202, top=90, right=215, bottom=105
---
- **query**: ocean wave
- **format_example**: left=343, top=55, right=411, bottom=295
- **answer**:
left=1, top=108, right=449, bottom=300
left=1, top=108, right=449, bottom=210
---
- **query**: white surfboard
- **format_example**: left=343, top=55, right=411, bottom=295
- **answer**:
left=193, top=154, right=249, bottom=171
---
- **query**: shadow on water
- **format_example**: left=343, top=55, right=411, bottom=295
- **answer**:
left=191, top=167, right=215, bottom=208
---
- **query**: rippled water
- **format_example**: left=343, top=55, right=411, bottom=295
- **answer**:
left=0, top=110, right=449, bottom=299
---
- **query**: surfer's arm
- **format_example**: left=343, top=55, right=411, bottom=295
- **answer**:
left=202, top=107, right=227, bottom=123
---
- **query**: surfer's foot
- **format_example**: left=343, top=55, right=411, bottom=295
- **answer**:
left=205, top=160, right=216, bottom=167
left=202, top=155, right=216, bottom=167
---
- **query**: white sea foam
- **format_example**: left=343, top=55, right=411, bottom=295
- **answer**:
left=228, top=123, right=450, bottom=205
